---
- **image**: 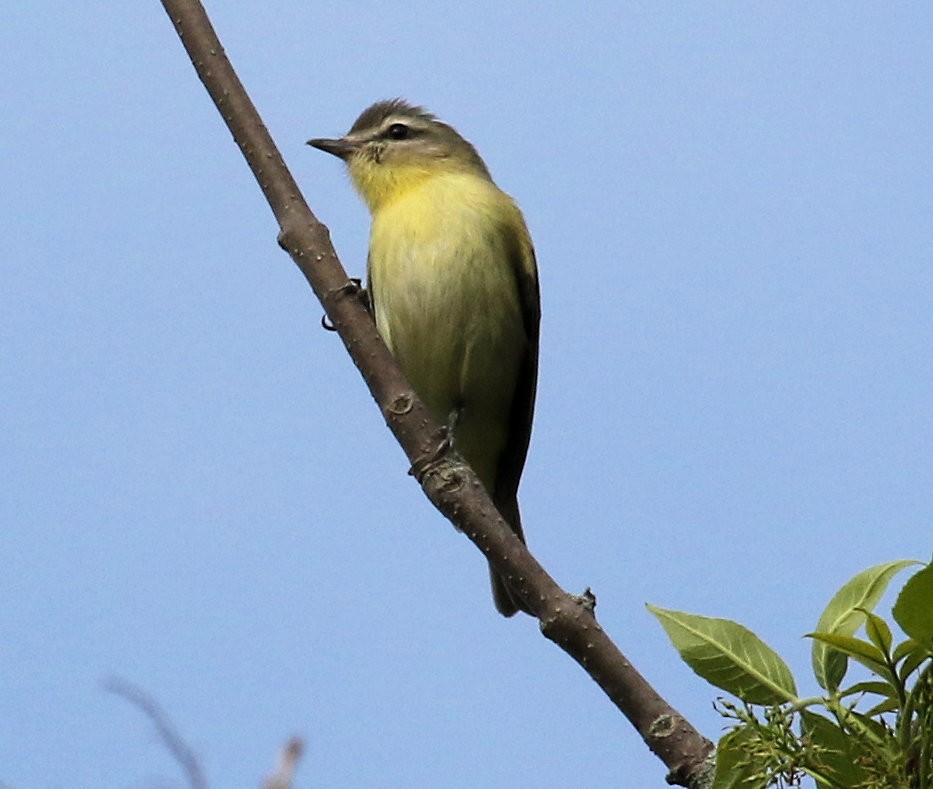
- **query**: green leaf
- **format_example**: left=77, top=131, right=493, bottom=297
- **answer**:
left=892, top=637, right=919, bottom=664
left=710, top=726, right=770, bottom=789
left=892, top=562, right=933, bottom=642
left=807, top=633, right=895, bottom=683
left=648, top=604, right=797, bottom=704
left=862, top=610, right=893, bottom=657
left=800, top=710, right=871, bottom=788
left=864, top=697, right=899, bottom=716
left=838, top=680, right=897, bottom=700
left=812, top=560, right=917, bottom=691
left=897, top=644, right=932, bottom=684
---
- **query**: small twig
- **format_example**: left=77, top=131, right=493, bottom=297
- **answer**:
left=103, top=677, right=208, bottom=789
left=263, top=737, right=304, bottom=789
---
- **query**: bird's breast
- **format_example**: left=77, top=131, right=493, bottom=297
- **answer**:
left=367, top=175, right=527, bottom=471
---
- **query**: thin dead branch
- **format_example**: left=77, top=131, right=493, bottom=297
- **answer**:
left=103, top=677, right=207, bottom=789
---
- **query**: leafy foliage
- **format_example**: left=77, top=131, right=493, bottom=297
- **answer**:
left=650, top=560, right=933, bottom=788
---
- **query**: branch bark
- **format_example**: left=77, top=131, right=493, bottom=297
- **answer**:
left=158, top=1, right=715, bottom=784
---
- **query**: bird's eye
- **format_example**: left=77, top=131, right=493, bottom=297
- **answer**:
left=386, top=123, right=410, bottom=140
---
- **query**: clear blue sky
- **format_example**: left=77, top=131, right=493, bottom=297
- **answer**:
left=2, top=3, right=931, bottom=787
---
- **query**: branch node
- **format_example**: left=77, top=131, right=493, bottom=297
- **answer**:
left=650, top=713, right=675, bottom=737
left=666, top=752, right=716, bottom=787
left=572, top=586, right=597, bottom=614
left=276, top=228, right=292, bottom=252
left=387, top=392, right=414, bottom=416
left=412, top=452, right=467, bottom=492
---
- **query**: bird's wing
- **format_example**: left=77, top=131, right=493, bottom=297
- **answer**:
left=492, top=214, right=540, bottom=540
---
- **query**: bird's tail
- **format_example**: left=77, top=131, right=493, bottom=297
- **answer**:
left=489, top=496, right=532, bottom=617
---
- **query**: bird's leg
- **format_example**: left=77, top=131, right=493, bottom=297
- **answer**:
left=409, top=405, right=463, bottom=482
left=441, top=405, right=461, bottom=452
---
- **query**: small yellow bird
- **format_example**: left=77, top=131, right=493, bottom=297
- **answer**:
left=308, top=99, right=539, bottom=616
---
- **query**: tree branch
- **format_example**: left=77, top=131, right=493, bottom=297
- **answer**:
left=103, top=677, right=207, bottom=789
left=157, top=0, right=715, bottom=784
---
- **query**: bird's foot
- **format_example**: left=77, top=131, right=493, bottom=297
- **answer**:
left=409, top=407, right=461, bottom=481
left=320, top=277, right=369, bottom=331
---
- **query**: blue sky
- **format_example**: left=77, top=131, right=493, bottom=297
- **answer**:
left=2, top=3, right=931, bottom=787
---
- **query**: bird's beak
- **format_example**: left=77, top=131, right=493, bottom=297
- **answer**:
left=306, top=136, right=358, bottom=161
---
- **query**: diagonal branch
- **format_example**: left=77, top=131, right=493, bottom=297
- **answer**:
left=157, top=0, right=715, bottom=784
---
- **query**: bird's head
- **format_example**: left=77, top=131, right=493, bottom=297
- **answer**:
left=308, top=99, right=491, bottom=212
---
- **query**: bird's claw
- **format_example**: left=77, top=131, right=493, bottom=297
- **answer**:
left=320, top=278, right=370, bottom=331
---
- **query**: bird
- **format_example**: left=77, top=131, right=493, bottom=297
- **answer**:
left=308, top=99, right=539, bottom=616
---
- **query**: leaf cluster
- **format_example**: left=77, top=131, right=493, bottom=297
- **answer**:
left=650, top=560, right=933, bottom=788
